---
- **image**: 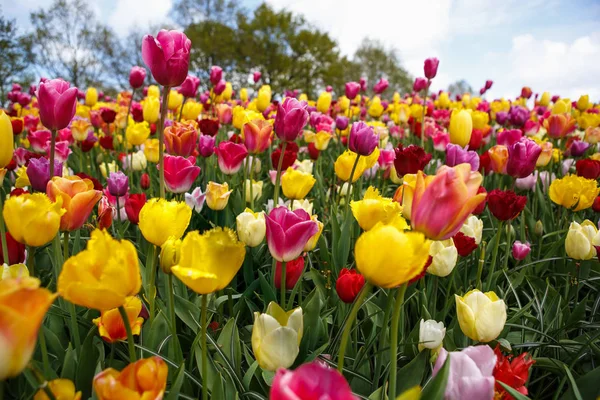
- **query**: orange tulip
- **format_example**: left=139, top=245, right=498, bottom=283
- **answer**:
left=488, top=145, right=508, bottom=174
left=0, top=277, right=57, bottom=380
left=93, top=296, right=144, bottom=343
left=544, top=114, right=575, bottom=139
left=243, top=119, right=272, bottom=154
left=47, top=176, right=102, bottom=231
left=93, top=357, right=168, bottom=400
left=163, top=121, right=198, bottom=157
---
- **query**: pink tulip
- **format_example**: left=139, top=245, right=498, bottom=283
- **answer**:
left=265, top=207, right=319, bottom=262
left=142, top=30, right=191, bottom=87
left=44, top=140, right=72, bottom=164
left=28, top=130, right=52, bottom=153
left=512, top=240, right=531, bottom=260
left=497, top=129, right=523, bottom=146
left=345, top=82, right=360, bottom=99
left=506, top=138, right=542, bottom=178
left=424, top=57, right=440, bottom=79
left=348, top=121, right=378, bottom=156
left=162, top=155, right=201, bottom=193
left=432, top=346, right=496, bottom=400
left=129, top=66, right=147, bottom=89
left=37, top=79, right=78, bottom=130
left=373, top=78, right=389, bottom=94
left=274, top=97, right=309, bottom=142
left=485, top=80, right=493, bottom=90
left=359, top=77, right=367, bottom=91
left=198, top=135, right=216, bottom=158
left=215, top=141, right=248, bottom=175
left=446, top=143, right=480, bottom=171
left=413, top=77, right=428, bottom=92
left=210, top=66, right=223, bottom=85
left=271, top=362, right=357, bottom=400
left=252, top=71, right=262, bottom=83
left=178, top=75, right=201, bottom=98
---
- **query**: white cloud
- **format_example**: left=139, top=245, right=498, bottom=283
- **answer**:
left=108, top=0, right=174, bottom=36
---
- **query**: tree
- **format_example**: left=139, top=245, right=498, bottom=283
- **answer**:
left=447, top=80, right=473, bottom=96
left=171, top=0, right=241, bottom=27
left=353, top=38, right=412, bottom=95
left=0, top=13, right=32, bottom=104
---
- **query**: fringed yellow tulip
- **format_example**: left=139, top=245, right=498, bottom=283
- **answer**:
left=139, top=199, right=192, bottom=246
left=351, top=186, right=404, bottom=231
left=549, top=175, right=599, bottom=211
left=126, top=120, right=151, bottom=146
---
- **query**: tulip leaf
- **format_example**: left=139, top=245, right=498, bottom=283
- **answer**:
left=258, top=271, right=277, bottom=305
left=216, top=317, right=242, bottom=375
left=76, top=326, right=100, bottom=399
left=165, top=363, right=186, bottom=400
left=174, top=293, right=201, bottom=333
left=560, top=366, right=600, bottom=400
left=211, top=373, right=225, bottom=400
left=395, top=349, right=428, bottom=395
left=497, top=382, right=532, bottom=400
left=242, top=360, right=260, bottom=390
left=61, top=344, right=76, bottom=381
left=420, top=355, right=449, bottom=400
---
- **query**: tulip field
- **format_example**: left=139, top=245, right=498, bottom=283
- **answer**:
left=2, top=29, right=600, bottom=400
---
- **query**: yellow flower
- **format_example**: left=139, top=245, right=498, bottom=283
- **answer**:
left=14, top=166, right=30, bottom=188
left=364, top=146, right=380, bottom=168
left=335, top=150, right=367, bottom=183
left=0, top=110, right=14, bottom=168
left=351, top=186, right=404, bottom=231
left=338, top=96, right=350, bottom=112
left=1, top=263, right=29, bottom=280
left=93, top=357, right=168, bottom=400
left=355, top=223, right=430, bottom=288
left=58, top=229, right=141, bottom=310
left=396, top=386, right=422, bottom=400
left=539, top=91, right=550, bottom=107
left=236, top=208, right=266, bottom=247
left=143, top=138, right=159, bottom=163
left=0, top=276, right=57, bottom=380
left=171, top=228, right=246, bottom=294
left=168, top=90, right=184, bottom=110
left=206, top=181, right=233, bottom=210
left=85, top=87, right=98, bottom=107
left=160, top=237, right=182, bottom=274
left=252, top=302, right=303, bottom=371
left=552, top=99, right=571, bottom=114
left=449, top=109, right=472, bottom=147
left=427, top=240, right=458, bottom=277
left=3, top=193, right=65, bottom=247
left=317, top=91, right=332, bottom=113
left=257, top=86, right=272, bottom=112
left=577, top=94, right=590, bottom=112
left=70, top=119, right=92, bottom=141
left=471, top=111, right=489, bottom=130
left=304, top=215, right=323, bottom=252
left=147, top=85, right=160, bottom=98
left=240, top=88, right=249, bottom=102
left=99, top=161, right=118, bottom=178
left=92, top=296, right=144, bottom=343
left=181, top=100, right=202, bottom=121
left=34, top=378, right=81, bottom=400
left=281, top=167, right=316, bottom=200
left=455, top=289, right=506, bottom=342
left=143, top=96, right=160, bottom=123
left=245, top=179, right=263, bottom=203
left=536, top=141, right=553, bottom=167
left=139, top=199, right=192, bottom=247
left=126, top=120, right=151, bottom=146
left=565, top=220, right=598, bottom=260
left=369, top=96, right=384, bottom=118
left=437, top=92, right=450, bottom=109
left=314, top=131, right=332, bottom=150
left=549, top=174, right=599, bottom=211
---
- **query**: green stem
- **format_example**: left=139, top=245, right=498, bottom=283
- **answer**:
left=342, top=154, right=361, bottom=214
left=0, top=192, right=10, bottom=265
left=338, top=282, right=372, bottom=372
left=68, top=302, right=81, bottom=355
left=158, top=87, right=171, bottom=199
left=49, top=129, right=57, bottom=179
left=147, top=245, right=158, bottom=324
left=372, top=290, right=394, bottom=391
left=167, top=273, right=180, bottom=361
left=280, top=261, right=287, bottom=307
left=420, top=85, right=429, bottom=148
left=28, top=365, right=57, bottom=400
left=249, top=156, right=255, bottom=210
left=201, top=294, right=209, bottom=400
left=63, top=231, right=69, bottom=261
left=475, top=241, right=487, bottom=290
left=485, top=221, right=504, bottom=291
left=178, top=97, right=187, bottom=122
left=388, top=283, right=408, bottom=399
left=39, top=325, right=51, bottom=377
left=273, top=141, right=288, bottom=204
left=27, top=246, right=36, bottom=277
left=118, top=305, right=137, bottom=362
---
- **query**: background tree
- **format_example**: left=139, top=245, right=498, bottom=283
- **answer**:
left=447, top=79, right=473, bottom=96
left=0, top=13, right=32, bottom=104
left=171, top=0, right=240, bottom=27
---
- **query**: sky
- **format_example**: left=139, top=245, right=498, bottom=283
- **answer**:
left=2, top=0, right=600, bottom=101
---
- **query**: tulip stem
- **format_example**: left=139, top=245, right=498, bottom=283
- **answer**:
left=476, top=241, right=487, bottom=290
left=201, top=294, right=209, bottom=400
left=68, top=302, right=82, bottom=356
left=28, top=365, right=57, bottom=400
left=158, top=86, right=171, bottom=199
left=178, top=97, right=187, bottom=122
left=388, top=283, right=408, bottom=399
left=343, top=154, right=361, bottom=216
left=63, top=231, right=69, bottom=261
left=273, top=141, right=288, bottom=204
left=27, top=246, right=36, bottom=277
left=337, top=282, right=372, bottom=372
left=118, top=305, right=137, bottom=363
left=420, top=85, right=429, bottom=148
left=249, top=156, right=256, bottom=210
left=0, top=192, right=10, bottom=265
left=280, top=261, right=287, bottom=307
left=147, top=245, right=158, bottom=324
left=167, top=273, right=181, bottom=362
left=49, top=129, right=57, bottom=179
left=485, top=220, right=503, bottom=291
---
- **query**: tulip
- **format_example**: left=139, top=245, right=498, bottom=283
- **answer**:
left=487, top=189, right=527, bottom=221
left=348, top=121, right=378, bottom=156
left=411, top=164, right=486, bottom=240
left=213, top=79, right=226, bottom=95
left=215, top=141, right=248, bottom=175
left=446, top=143, right=479, bottom=171
left=178, top=75, right=200, bottom=98
left=142, top=30, right=191, bottom=87
left=345, top=82, right=361, bottom=99
left=512, top=240, right=531, bottom=260
left=167, top=89, right=184, bottom=110
left=257, top=86, right=272, bottom=112
left=142, top=97, right=160, bottom=123
left=0, top=110, right=14, bottom=168
left=252, top=302, right=303, bottom=371
left=355, top=222, right=430, bottom=288
left=335, top=268, right=365, bottom=304
left=515, top=172, right=537, bottom=191
left=452, top=232, right=478, bottom=257
left=126, top=120, right=151, bottom=146
left=236, top=209, right=266, bottom=247
left=270, top=361, right=355, bottom=400
left=418, top=319, right=445, bottom=351
left=129, top=66, right=147, bottom=89
left=245, top=179, right=263, bottom=203
left=3, top=193, right=64, bottom=247
left=243, top=119, right=272, bottom=154
left=124, top=193, right=146, bottom=225
left=265, top=207, right=318, bottom=262
left=0, top=232, right=26, bottom=266
left=351, top=186, right=404, bottom=231
left=456, top=289, right=506, bottom=342
left=206, top=181, right=233, bottom=210
left=171, top=227, right=245, bottom=294
left=93, top=357, right=168, bottom=400
left=334, top=150, right=367, bottom=183
left=93, top=296, right=144, bottom=343
left=281, top=167, right=316, bottom=200
left=46, top=176, right=102, bottom=232
left=449, top=109, right=472, bottom=147
left=160, top=237, right=181, bottom=274
left=316, top=91, right=332, bottom=114
left=253, top=71, right=261, bottom=83
left=374, top=78, right=389, bottom=94
left=460, top=215, right=483, bottom=245
left=494, top=345, right=535, bottom=398
left=198, top=134, right=216, bottom=157
left=497, top=129, right=522, bottom=146
left=394, top=144, right=432, bottom=176
left=274, top=256, right=304, bottom=290
left=185, top=187, right=206, bottom=212
left=27, top=157, right=63, bottom=192
left=58, top=229, right=141, bottom=310
left=140, top=173, right=150, bottom=189
left=274, top=97, right=309, bottom=142
left=181, top=100, right=202, bottom=121
left=549, top=174, right=599, bottom=211
left=85, top=87, right=98, bottom=107
left=506, top=138, right=541, bottom=178
left=423, top=57, right=440, bottom=79
left=569, top=140, right=589, bottom=157
left=139, top=199, right=191, bottom=247
left=488, top=145, right=508, bottom=174
left=37, top=79, right=78, bottom=130
left=576, top=159, right=600, bottom=180
left=107, top=172, right=129, bottom=197
left=413, top=77, right=428, bottom=92
left=427, top=239, right=458, bottom=277
left=209, top=66, right=223, bottom=85
left=432, top=346, right=496, bottom=400
left=162, top=155, right=201, bottom=194
left=163, top=121, right=198, bottom=157
left=34, top=378, right=81, bottom=400
left=565, top=220, right=598, bottom=260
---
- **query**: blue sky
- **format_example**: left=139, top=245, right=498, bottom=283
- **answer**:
left=3, top=0, right=599, bottom=100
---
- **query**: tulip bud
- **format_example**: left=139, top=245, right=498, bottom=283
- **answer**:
left=274, top=256, right=304, bottom=289
left=455, top=289, right=506, bottom=342
left=252, top=71, right=261, bottom=83
left=413, top=77, right=428, bottom=92
left=565, top=221, right=598, bottom=260
left=512, top=240, right=531, bottom=260
left=160, top=237, right=182, bottom=274
left=236, top=209, right=266, bottom=247
left=129, top=66, right=147, bottom=89
left=210, top=66, right=223, bottom=85
left=534, top=220, right=544, bottom=236
left=449, top=109, right=472, bottom=147
left=107, top=172, right=129, bottom=197
left=423, top=57, right=440, bottom=80
left=428, top=240, right=458, bottom=277
left=335, top=268, right=365, bottom=303
left=418, top=319, right=445, bottom=351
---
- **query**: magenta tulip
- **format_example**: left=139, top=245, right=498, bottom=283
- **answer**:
left=497, top=129, right=523, bottom=146
left=485, top=80, right=493, bottom=90
left=512, top=240, right=531, bottom=260
left=446, top=143, right=480, bottom=171
left=413, top=77, right=428, bottom=92
left=129, top=66, right=147, bottom=89
left=274, top=97, right=309, bottom=142
left=424, top=57, right=440, bottom=79
left=178, top=75, right=201, bottom=98
left=210, top=66, right=223, bottom=86
left=142, top=30, right=191, bottom=87
left=44, top=140, right=71, bottom=164
left=271, top=362, right=357, bottom=400
left=28, top=129, right=52, bottom=153
left=265, top=207, right=319, bottom=262
left=215, top=141, right=248, bottom=175
left=506, top=138, right=542, bottom=178
left=373, top=78, right=389, bottom=94
left=345, top=82, right=360, bottom=100
left=213, top=79, right=226, bottom=95
left=253, top=71, right=262, bottom=83
left=198, top=135, right=216, bottom=158
left=348, top=121, right=378, bottom=156
left=162, top=155, right=201, bottom=193
left=27, top=157, right=63, bottom=192
left=37, top=79, right=78, bottom=131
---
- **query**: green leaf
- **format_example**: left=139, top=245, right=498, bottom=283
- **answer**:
left=497, top=382, right=532, bottom=400
left=563, top=365, right=583, bottom=400
left=258, top=271, right=277, bottom=305
left=174, top=294, right=201, bottom=334
left=216, top=318, right=242, bottom=375
left=396, top=350, right=428, bottom=395
left=242, top=360, right=260, bottom=390
left=76, top=326, right=100, bottom=399
left=421, top=355, right=449, bottom=400
left=165, top=364, right=186, bottom=400
left=560, top=366, right=600, bottom=400
left=61, top=344, right=76, bottom=381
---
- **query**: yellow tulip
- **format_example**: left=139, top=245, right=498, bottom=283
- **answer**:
left=160, top=237, right=181, bottom=274
left=257, top=86, right=272, bottom=112
left=338, top=96, right=350, bottom=112
left=471, top=111, right=489, bottom=130
left=139, top=199, right=191, bottom=247
left=58, top=229, right=141, bottom=310
left=335, top=150, right=367, bottom=183
left=93, top=357, right=168, bottom=400
left=427, top=240, right=458, bottom=277
left=240, top=88, right=249, bottom=102
left=236, top=208, right=266, bottom=247
left=369, top=96, right=384, bottom=118
left=181, top=100, right=202, bottom=121
left=92, top=296, right=144, bottom=343
left=437, top=92, right=450, bottom=109
left=147, top=85, right=160, bottom=98
left=539, top=91, right=550, bottom=107
left=252, top=302, right=303, bottom=371
left=85, top=87, right=98, bottom=107
left=577, top=94, right=590, bottom=112
left=396, top=386, right=422, bottom=400
left=3, top=193, right=64, bottom=247
left=143, top=96, right=160, bottom=123
left=449, top=109, right=472, bottom=147
left=99, top=161, right=118, bottom=178
left=0, top=276, right=57, bottom=380
left=0, top=110, right=14, bottom=168
left=314, top=131, right=332, bottom=150
left=565, top=220, right=598, bottom=260
left=455, top=289, right=506, bottom=342
left=14, top=166, right=30, bottom=188
left=168, top=90, right=184, bottom=110
left=304, top=215, right=323, bottom=252
left=317, top=91, right=332, bottom=113
left=549, top=174, right=599, bottom=211
left=126, top=120, right=151, bottom=146
left=245, top=179, right=263, bottom=203
left=1, top=263, right=28, bottom=280
left=536, top=141, right=553, bottom=167
left=171, top=228, right=245, bottom=294
left=351, top=186, right=404, bottom=231
left=281, top=167, right=316, bottom=200
left=355, top=223, right=430, bottom=288
left=552, top=99, right=571, bottom=114
left=144, top=138, right=159, bottom=163
left=34, top=378, right=81, bottom=400
left=298, top=93, right=308, bottom=102
left=206, top=181, right=233, bottom=211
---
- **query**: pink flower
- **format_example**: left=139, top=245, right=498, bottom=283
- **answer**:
left=162, top=155, right=201, bottom=193
left=271, top=362, right=357, bottom=400
left=252, top=71, right=261, bottom=83
left=512, top=240, right=531, bottom=260
left=209, top=66, right=223, bottom=85
left=506, top=138, right=542, bottom=178
left=185, top=187, right=206, bottom=212
left=215, top=141, right=248, bottom=175
left=345, top=82, right=360, bottom=99
left=274, top=98, right=310, bottom=142
left=497, top=129, right=523, bottom=146
left=142, top=30, right=191, bottom=87
left=373, top=78, right=389, bottom=94
left=265, top=207, right=319, bottom=262
left=37, top=79, right=78, bottom=130
left=28, top=129, right=52, bottom=153
left=378, top=148, right=396, bottom=169
left=413, top=77, right=428, bottom=92
left=129, top=66, right=147, bottom=89
left=198, top=135, right=216, bottom=158
left=348, top=121, right=378, bottom=156
left=424, top=57, right=440, bottom=79
left=178, top=75, right=201, bottom=98
left=45, top=140, right=72, bottom=164
left=432, top=130, right=450, bottom=152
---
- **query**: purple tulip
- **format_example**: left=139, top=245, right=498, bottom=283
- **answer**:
left=509, top=106, right=529, bottom=127
left=569, top=140, right=590, bottom=157
left=142, top=30, right=191, bottom=87
left=199, top=93, right=209, bottom=105
left=178, top=75, right=201, bottom=98
left=445, top=144, right=480, bottom=171
left=424, top=57, right=440, bottom=80
left=129, top=66, right=147, bottom=89
left=107, top=172, right=129, bottom=197
left=274, top=97, right=309, bottom=142
left=265, top=207, right=318, bottom=262
left=345, top=82, right=361, bottom=99
left=336, top=116, right=349, bottom=131
left=413, top=77, right=428, bottom=92
left=252, top=71, right=261, bottom=83
left=198, top=135, right=216, bottom=157
left=507, top=138, right=542, bottom=178
left=495, top=111, right=509, bottom=125
left=37, top=79, right=78, bottom=131
left=497, top=129, right=523, bottom=146
left=432, top=346, right=496, bottom=400
left=29, top=84, right=37, bottom=96
left=373, top=78, right=389, bottom=94
left=349, top=121, right=378, bottom=156
left=209, top=66, right=223, bottom=86
left=27, top=157, right=62, bottom=192
left=512, top=240, right=531, bottom=260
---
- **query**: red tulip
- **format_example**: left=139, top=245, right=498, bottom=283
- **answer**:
left=0, top=231, right=26, bottom=265
left=424, top=57, right=440, bottom=80
left=487, top=190, right=527, bottom=221
left=576, top=159, right=600, bottom=180
left=140, top=173, right=150, bottom=189
left=335, top=268, right=365, bottom=303
left=125, top=193, right=147, bottom=225
left=215, top=142, right=248, bottom=175
left=142, top=30, right=191, bottom=87
left=271, top=148, right=297, bottom=170
left=129, top=66, right=147, bottom=89
left=198, top=118, right=220, bottom=136
left=472, top=186, right=487, bottom=215
left=452, top=232, right=478, bottom=257
left=493, top=345, right=534, bottom=399
left=37, top=79, right=78, bottom=130
left=393, top=144, right=432, bottom=176
left=274, top=256, right=305, bottom=289
left=162, top=155, right=200, bottom=193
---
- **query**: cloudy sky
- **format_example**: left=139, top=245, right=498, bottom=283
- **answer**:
left=3, top=0, right=600, bottom=100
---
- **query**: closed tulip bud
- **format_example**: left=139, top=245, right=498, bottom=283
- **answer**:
left=577, top=94, right=590, bottom=111
left=265, top=207, right=318, bottom=262
left=449, top=109, right=472, bottom=147
left=215, top=142, right=248, bottom=175
left=93, top=296, right=144, bottom=343
left=243, top=119, right=272, bottom=154
left=534, top=220, right=544, bottom=236
left=213, top=79, right=226, bottom=95
left=46, top=176, right=102, bottom=231
left=345, top=82, right=361, bottom=99
left=253, top=71, right=262, bottom=83
left=512, top=240, right=531, bottom=260
left=85, top=87, right=98, bottom=107
left=373, top=78, right=389, bottom=94
left=349, top=121, right=378, bottom=156
left=164, top=121, right=198, bottom=157
left=142, top=96, right=160, bottom=123
left=316, top=91, right=332, bottom=113
left=252, top=302, right=303, bottom=371
left=419, top=319, right=446, bottom=351
left=424, top=57, right=440, bottom=79
left=335, top=116, right=349, bottom=130
left=456, top=289, right=506, bottom=342
left=507, top=138, right=542, bottom=178
left=34, top=379, right=81, bottom=400
left=206, top=181, right=233, bottom=210
left=93, top=357, right=168, bottom=400
left=244, top=179, right=263, bottom=204
left=335, top=150, right=367, bottom=183
left=368, top=96, right=384, bottom=118
left=181, top=100, right=202, bottom=121
left=160, top=237, right=181, bottom=274
left=0, top=110, right=14, bottom=168
left=565, top=220, right=598, bottom=260
left=257, top=86, right=272, bottom=112
left=539, top=91, right=550, bottom=107
left=164, top=155, right=201, bottom=194
left=236, top=209, right=266, bottom=247
left=167, top=90, right=183, bottom=110
left=413, top=77, right=428, bottom=92
left=209, top=65, right=223, bottom=85
left=274, top=97, right=309, bottom=141
left=129, top=66, right=146, bottom=89
left=37, top=79, right=78, bottom=130
left=335, top=268, right=365, bottom=303
left=107, top=172, right=129, bottom=197
left=178, top=75, right=200, bottom=98
left=124, top=193, right=146, bottom=225
left=139, top=198, right=191, bottom=246
left=198, top=134, right=216, bottom=157
left=142, top=30, right=191, bottom=87
left=427, top=239, right=458, bottom=277
left=143, top=138, right=159, bottom=163
left=274, top=256, right=304, bottom=290
left=240, top=88, right=249, bottom=102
